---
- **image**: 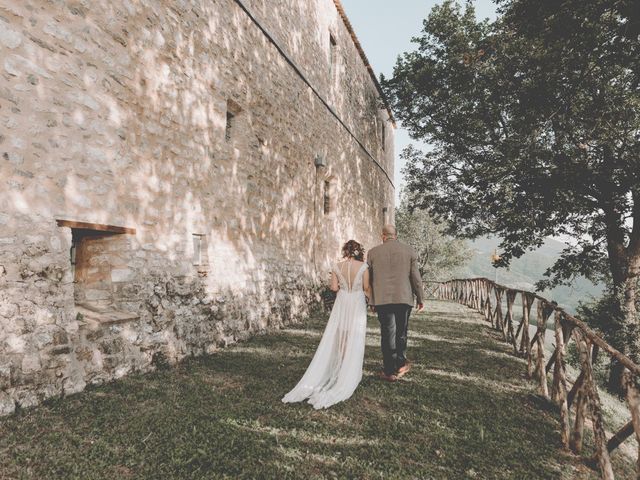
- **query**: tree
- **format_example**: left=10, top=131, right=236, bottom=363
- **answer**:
left=396, top=194, right=470, bottom=281
left=382, top=0, right=640, bottom=390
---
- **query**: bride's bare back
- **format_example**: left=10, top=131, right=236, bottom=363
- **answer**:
left=330, top=259, right=370, bottom=298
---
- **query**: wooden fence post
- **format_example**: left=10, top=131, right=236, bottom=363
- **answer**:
left=506, top=290, right=518, bottom=353
left=570, top=332, right=589, bottom=454
left=533, top=299, right=549, bottom=398
left=552, top=311, right=570, bottom=448
left=514, top=292, right=532, bottom=373
left=521, top=293, right=533, bottom=368
left=570, top=389, right=588, bottom=454
left=494, top=288, right=505, bottom=339
left=575, top=330, right=614, bottom=479
left=486, top=285, right=494, bottom=327
left=473, top=280, right=480, bottom=310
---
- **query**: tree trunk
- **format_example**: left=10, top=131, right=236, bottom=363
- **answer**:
left=623, top=253, right=640, bottom=329
left=605, top=269, right=637, bottom=394
left=623, top=254, right=640, bottom=356
left=604, top=198, right=640, bottom=393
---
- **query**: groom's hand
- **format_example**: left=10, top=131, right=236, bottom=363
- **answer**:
left=416, top=303, right=424, bottom=312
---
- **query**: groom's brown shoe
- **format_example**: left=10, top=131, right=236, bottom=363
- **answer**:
left=378, top=371, right=398, bottom=382
left=396, top=362, right=412, bottom=378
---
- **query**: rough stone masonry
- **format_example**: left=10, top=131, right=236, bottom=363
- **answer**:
left=0, top=0, right=395, bottom=415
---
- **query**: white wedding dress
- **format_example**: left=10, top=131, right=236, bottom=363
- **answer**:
left=282, top=261, right=368, bottom=409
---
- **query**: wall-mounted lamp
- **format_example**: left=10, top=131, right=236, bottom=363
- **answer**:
left=314, top=154, right=327, bottom=169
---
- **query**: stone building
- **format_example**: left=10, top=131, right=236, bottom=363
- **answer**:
left=0, top=0, right=395, bottom=415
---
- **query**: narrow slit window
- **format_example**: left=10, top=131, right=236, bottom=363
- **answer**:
left=381, top=122, right=386, bottom=151
left=329, top=33, right=337, bottom=80
left=225, top=99, right=241, bottom=142
left=322, top=180, right=331, bottom=215
left=225, top=111, right=235, bottom=141
left=193, top=234, right=203, bottom=265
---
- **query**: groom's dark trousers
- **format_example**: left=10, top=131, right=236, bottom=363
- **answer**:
left=377, top=304, right=412, bottom=376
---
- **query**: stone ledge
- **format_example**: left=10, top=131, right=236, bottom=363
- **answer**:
left=75, top=303, right=139, bottom=327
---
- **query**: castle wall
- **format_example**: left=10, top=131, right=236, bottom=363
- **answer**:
left=0, top=0, right=394, bottom=414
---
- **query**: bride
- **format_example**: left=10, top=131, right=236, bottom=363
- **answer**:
left=282, top=240, right=370, bottom=409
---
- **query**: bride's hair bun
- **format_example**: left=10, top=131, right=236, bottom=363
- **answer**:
left=342, top=240, right=365, bottom=261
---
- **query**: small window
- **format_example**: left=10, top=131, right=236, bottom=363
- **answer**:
left=323, top=180, right=331, bottom=214
left=191, top=234, right=208, bottom=273
left=329, top=33, right=337, bottom=80
left=225, top=111, right=235, bottom=141
left=192, top=234, right=205, bottom=266
left=225, top=99, right=242, bottom=141
left=381, top=122, right=386, bottom=151
left=323, top=177, right=337, bottom=216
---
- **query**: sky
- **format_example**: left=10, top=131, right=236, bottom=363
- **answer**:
left=340, top=0, right=497, bottom=201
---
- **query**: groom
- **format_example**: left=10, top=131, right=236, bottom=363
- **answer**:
left=368, top=224, right=424, bottom=382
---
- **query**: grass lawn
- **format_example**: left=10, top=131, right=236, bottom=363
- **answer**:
left=0, top=300, right=635, bottom=479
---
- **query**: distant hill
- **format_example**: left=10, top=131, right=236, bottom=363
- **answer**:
left=456, top=236, right=604, bottom=313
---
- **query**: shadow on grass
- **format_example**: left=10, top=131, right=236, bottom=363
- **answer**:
left=0, top=300, right=631, bottom=479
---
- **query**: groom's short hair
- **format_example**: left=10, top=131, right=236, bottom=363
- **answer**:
left=382, top=224, right=397, bottom=239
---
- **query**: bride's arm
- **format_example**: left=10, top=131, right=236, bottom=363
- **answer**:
left=330, top=270, right=339, bottom=292
left=362, top=268, right=371, bottom=301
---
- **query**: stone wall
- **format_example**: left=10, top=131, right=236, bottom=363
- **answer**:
left=0, top=0, right=395, bottom=415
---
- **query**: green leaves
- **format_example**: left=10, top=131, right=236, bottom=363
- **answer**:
left=396, top=192, right=471, bottom=281
left=382, top=0, right=640, bottom=291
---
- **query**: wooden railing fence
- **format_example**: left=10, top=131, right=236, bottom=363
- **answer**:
left=431, top=278, right=640, bottom=480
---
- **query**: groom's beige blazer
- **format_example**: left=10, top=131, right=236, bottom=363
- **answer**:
left=367, top=239, right=424, bottom=307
